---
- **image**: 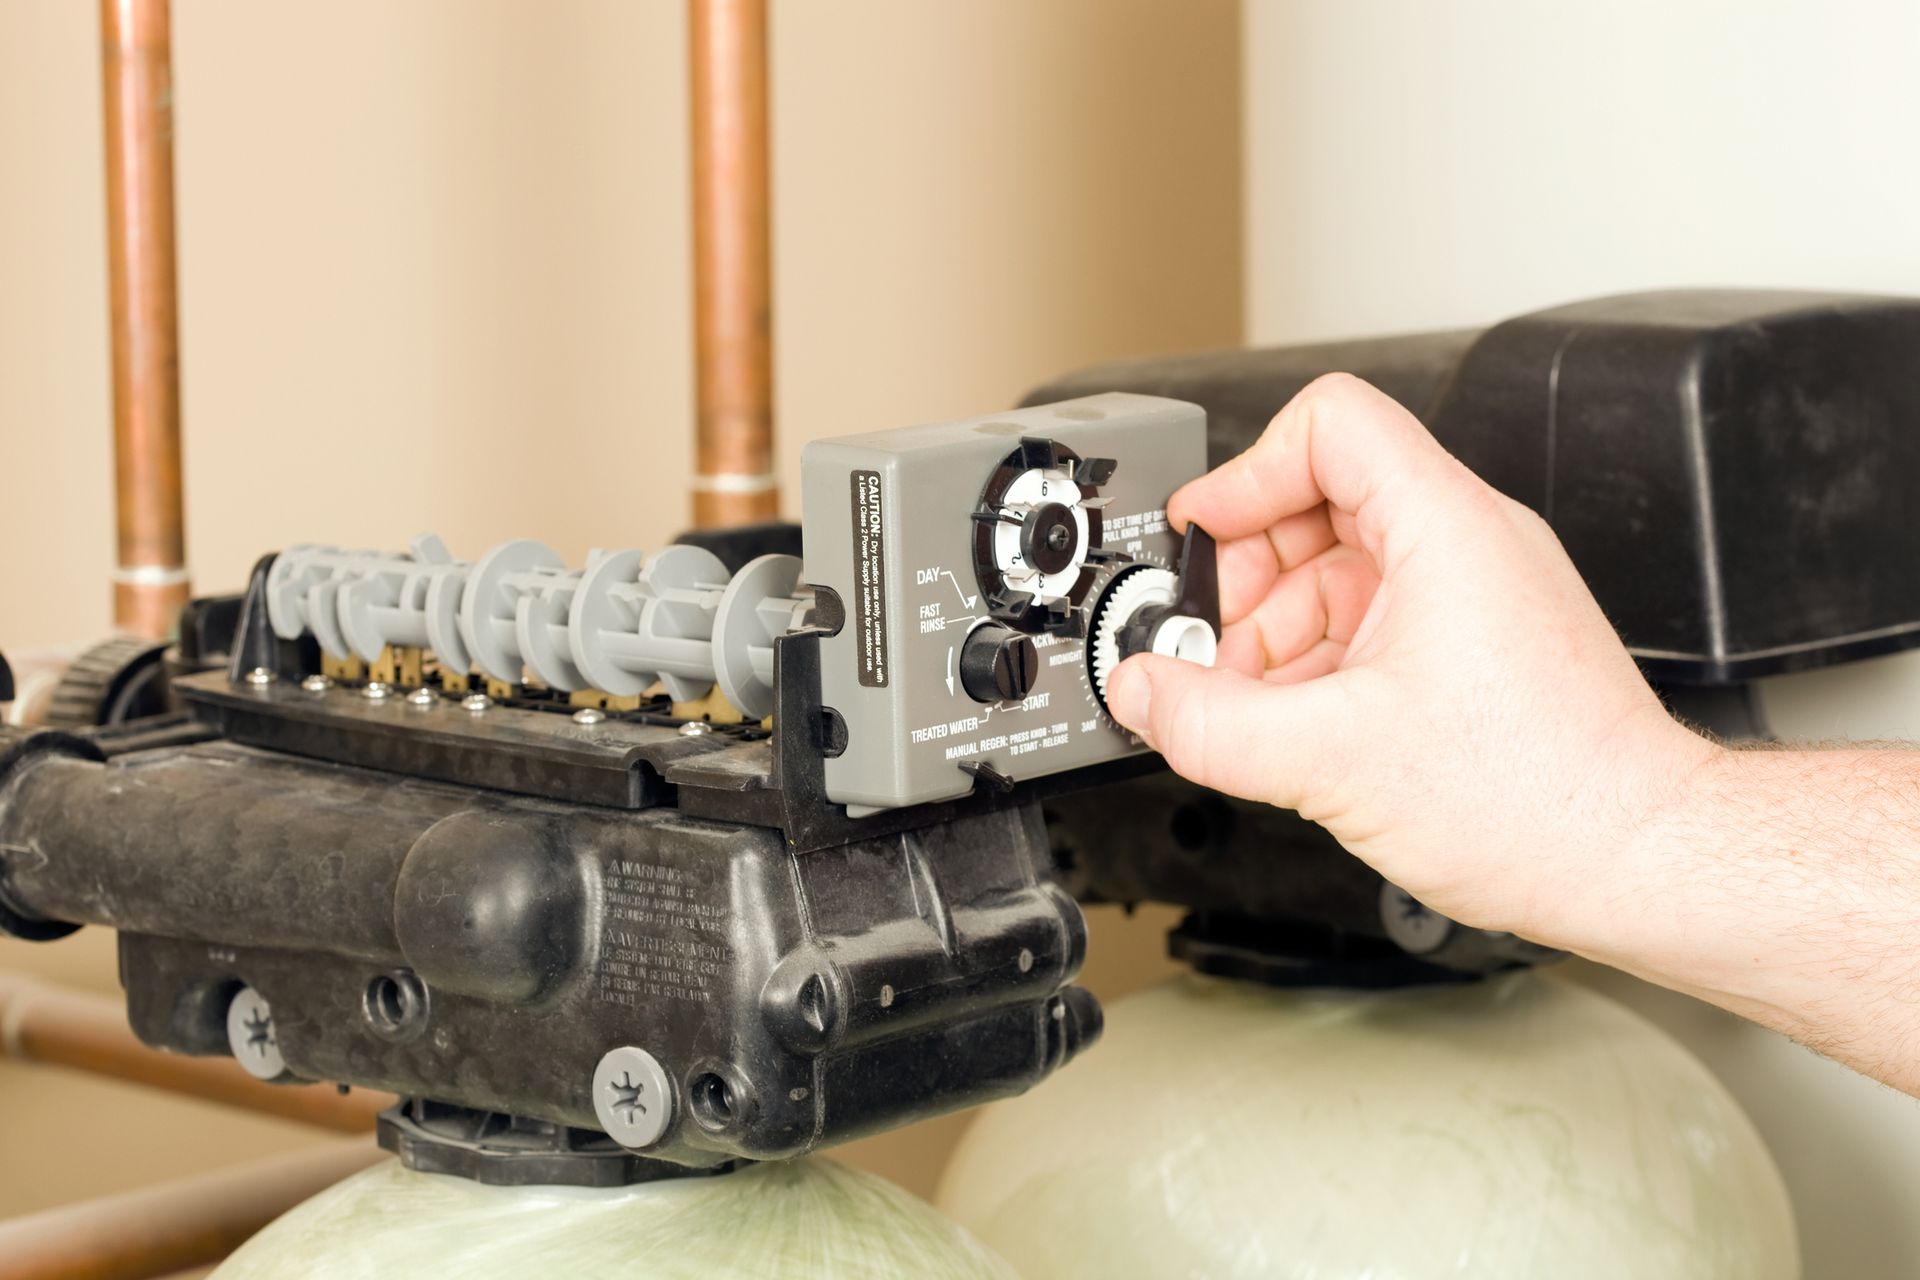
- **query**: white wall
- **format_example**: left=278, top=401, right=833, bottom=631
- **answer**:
left=1246, top=0, right=1920, bottom=345
left=1244, top=5, right=1920, bottom=1275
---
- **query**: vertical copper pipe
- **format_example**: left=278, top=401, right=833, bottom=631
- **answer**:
left=689, top=0, right=779, bottom=527
left=100, top=0, right=189, bottom=639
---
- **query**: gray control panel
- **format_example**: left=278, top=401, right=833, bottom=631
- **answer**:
left=801, top=392, right=1212, bottom=814
left=254, top=391, right=1214, bottom=819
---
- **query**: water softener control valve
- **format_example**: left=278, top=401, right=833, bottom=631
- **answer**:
left=801, top=392, right=1219, bottom=814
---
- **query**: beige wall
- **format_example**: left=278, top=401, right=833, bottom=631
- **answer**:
left=0, top=0, right=1239, bottom=1222
left=0, top=0, right=1240, bottom=655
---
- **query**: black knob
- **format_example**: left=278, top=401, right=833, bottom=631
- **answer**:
left=1019, top=501, right=1083, bottom=575
left=959, top=625, right=1040, bottom=703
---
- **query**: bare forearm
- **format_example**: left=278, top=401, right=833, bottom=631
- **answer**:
left=1553, top=742, right=1920, bottom=1094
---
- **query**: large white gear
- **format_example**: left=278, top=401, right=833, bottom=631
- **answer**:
left=1090, top=567, right=1178, bottom=698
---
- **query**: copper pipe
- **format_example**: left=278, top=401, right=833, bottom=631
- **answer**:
left=689, top=0, right=779, bottom=527
left=0, top=973, right=388, bottom=1133
left=0, top=1140, right=380, bottom=1280
left=100, top=0, right=189, bottom=639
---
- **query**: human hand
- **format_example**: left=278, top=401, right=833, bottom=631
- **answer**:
left=1104, top=374, right=1718, bottom=941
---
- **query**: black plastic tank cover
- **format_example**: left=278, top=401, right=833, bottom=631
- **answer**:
left=1029, top=289, right=1920, bottom=684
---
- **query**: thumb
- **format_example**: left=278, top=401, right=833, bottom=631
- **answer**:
left=1105, top=653, right=1349, bottom=810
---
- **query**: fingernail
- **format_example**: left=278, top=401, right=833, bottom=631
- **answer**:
left=1107, top=661, right=1151, bottom=739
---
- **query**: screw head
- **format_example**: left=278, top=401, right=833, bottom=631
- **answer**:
left=363, top=681, right=392, bottom=700
left=1379, top=883, right=1455, bottom=956
left=461, top=693, right=491, bottom=713
left=226, top=986, right=290, bottom=1081
left=300, top=674, right=332, bottom=693
left=407, top=686, right=437, bottom=707
left=572, top=707, right=606, bottom=725
left=591, top=1046, right=674, bottom=1149
left=678, top=720, right=713, bottom=737
left=244, top=666, right=277, bottom=687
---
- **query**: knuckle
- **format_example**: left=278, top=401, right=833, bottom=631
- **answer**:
left=1486, top=489, right=1562, bottom=547
left=1507, top=495, right=1555, bottom=536
left=1272, top=372, right=1362, bottom=434
left=1308, top=370, right=1365, bottom=396
left=1456, top=474, right=1506, bottom=515
left=1288, top=373, right=1361, bottom=428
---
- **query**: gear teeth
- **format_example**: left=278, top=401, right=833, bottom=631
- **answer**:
left=1089, top=568, right=1178, bottom=700
left=44, top=634, right=170, bottom=728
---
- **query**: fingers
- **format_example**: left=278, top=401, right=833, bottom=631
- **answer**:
left=1214, top=618, right=1272, bottom=678
left=1217, top=534, right=1282, bottom=626
left=1266, top=505, right=1337, bottom=571
left=1105, top=653, right=1351, bottom=809
left=1232, top=543, right=1377, bottom=670
left=1263, top=637, right=1347, bottom=685
left=1168, top=373, right=1459, bottom=564
left=1217, top=506, right=1339, bottom=626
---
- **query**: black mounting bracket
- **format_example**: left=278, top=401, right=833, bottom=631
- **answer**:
left=378, top=1098, right=737, bottom=1188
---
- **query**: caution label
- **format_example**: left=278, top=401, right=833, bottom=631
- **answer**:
left=851, top=469, right=889, bottom=687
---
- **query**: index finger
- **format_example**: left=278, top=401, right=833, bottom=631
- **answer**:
left=1168, top=373, right=1457, bottom=556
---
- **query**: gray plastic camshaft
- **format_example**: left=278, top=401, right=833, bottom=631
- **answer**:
left=267, top=539, right=468, bottom=665
left=569, top=545, right=730, bottom=702
left=268, top=538, right=811, bottom=715
left=458, top=539, right=584, bottom=690
left=710, top=554, right=810, bottom=720
left=265, top=545, right=379, bottom=660
left=568, top=549, right=812, bottom=718
left=337, top=534, right=471, bottom=669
